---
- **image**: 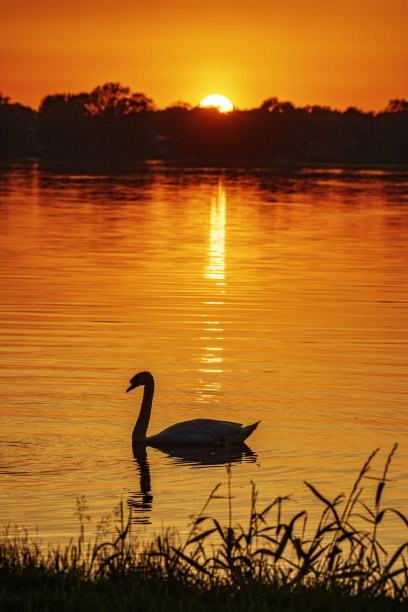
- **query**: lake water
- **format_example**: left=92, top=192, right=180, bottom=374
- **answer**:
left=1, top=160, right=407, bottom=547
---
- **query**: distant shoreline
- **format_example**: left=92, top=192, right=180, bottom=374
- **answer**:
left=2, top=91, right=408, bottom=165
left=1, top=156, right=408, bottom=172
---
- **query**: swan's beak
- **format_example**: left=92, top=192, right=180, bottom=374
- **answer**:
left=126, top=384, right=135, bottom=393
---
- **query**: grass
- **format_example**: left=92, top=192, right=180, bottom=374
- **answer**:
left=1, top=445, right=408, bottom=611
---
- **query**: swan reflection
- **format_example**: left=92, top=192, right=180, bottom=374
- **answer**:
left=129, top=442, right=256, bottom=523
left=149, top=441, right=256, bottom=466
left=128, top=445, right=153, bottom=523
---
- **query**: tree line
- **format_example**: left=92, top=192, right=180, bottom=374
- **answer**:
left=1, top=83, right=407, bottom=163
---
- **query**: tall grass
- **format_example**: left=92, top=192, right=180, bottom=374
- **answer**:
left=1, top=445, right=408, bottom=609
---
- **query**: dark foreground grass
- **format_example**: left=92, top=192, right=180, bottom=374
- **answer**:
left=1, top=445, right=408, bottom=612
left=2, top=566, right=407, bottom=612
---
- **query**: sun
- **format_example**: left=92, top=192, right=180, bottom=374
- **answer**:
left=200, top=94, right=233, bottom=113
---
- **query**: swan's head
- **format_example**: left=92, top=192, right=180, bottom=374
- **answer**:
left=126, top=371, right=153, bottom=393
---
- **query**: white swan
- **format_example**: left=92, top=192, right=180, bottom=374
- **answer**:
left=126, top=371, right=260, bottom=446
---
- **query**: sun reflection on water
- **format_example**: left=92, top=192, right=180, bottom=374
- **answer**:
left=205, top=181, right=226, bottom=282
left=196, top=182, right=227, bottom=392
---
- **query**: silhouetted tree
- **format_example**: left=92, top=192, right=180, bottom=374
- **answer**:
left=260, top=97, right=279, bottom=112
left=343, top=106, right=365, bottom=115
left=383, top=99, right=408, bottom=113
left=38, top=93, right=92, bottom=155
left=85, top=83, right=154, bottom=116
left=165, top=101, right=192, bottom=110
left=37, top=84, right=154, bottom=157
left=260, top=98, right=297, bottom=114
left=0, top=95, right=37, bottom=156
left=303, top=105, right=335, bottom=115
left=0, top=93, right=11, bottom=106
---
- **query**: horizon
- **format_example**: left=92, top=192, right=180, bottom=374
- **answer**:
left=2, top=85, right=406, bottom=114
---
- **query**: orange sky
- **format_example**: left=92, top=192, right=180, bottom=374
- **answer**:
left=1, top=0, right=407, bottom=111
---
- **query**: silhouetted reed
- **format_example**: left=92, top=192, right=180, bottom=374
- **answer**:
left=1, top=445, right=407, bottom=607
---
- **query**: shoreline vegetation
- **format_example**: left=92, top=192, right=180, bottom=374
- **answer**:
left=2, top=446, right=408, bottom=611
left=1, top=83, right=408, bottom=165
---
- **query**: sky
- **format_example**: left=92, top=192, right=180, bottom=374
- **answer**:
left=1, top=0, right=407, bottom=111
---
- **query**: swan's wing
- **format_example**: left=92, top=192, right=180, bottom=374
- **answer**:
left=179, top=419, right=261, bottom=444
left=147, top=418, right=249, bottom=445
left=166, top=418, right=244, bottom=435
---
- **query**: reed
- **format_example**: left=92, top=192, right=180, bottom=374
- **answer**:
left=1, top=445, right=408, bottom=611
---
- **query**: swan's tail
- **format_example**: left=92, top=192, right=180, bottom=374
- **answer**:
left=242, top=420, right=261, bottom=441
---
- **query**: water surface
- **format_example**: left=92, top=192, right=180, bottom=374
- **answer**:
left=1, top=161, right=407, bottom=544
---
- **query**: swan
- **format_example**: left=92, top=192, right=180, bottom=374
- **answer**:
left=126, top=371, right=260, bottom=446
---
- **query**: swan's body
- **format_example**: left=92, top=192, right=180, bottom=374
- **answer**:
left=126, top=371, right=260, bottom=447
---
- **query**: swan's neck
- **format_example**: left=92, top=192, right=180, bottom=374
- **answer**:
left=132, top=376, right=154, bottom=444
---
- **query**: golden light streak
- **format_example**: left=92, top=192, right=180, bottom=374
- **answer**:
left=205, top=182, right=226, bottom=281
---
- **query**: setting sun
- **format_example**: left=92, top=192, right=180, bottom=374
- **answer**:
left=200, top=94, right=233, bottom=113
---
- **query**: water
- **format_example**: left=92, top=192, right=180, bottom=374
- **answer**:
left=1, top=161, right=407, bottom=545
